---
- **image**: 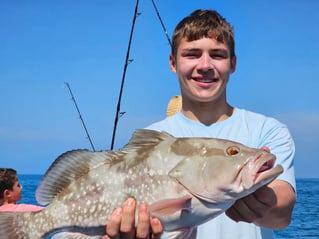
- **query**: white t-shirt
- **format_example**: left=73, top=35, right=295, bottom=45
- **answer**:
left=147, top=108, right=296, bottom=239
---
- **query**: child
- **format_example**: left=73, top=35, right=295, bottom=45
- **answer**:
left=0, top=168, right=43, bottom=212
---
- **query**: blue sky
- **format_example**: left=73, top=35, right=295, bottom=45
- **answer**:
left=0, top=0, right=318, bottom=178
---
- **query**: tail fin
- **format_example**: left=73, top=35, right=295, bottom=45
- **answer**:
left=0, top=212, right=24, bottom=239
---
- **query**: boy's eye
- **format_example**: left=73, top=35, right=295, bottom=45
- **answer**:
left=211, top=54, right=224, bottom=59
left=211, top=50, right=229, bottom=59
left=182, top=52, right=200, bottom=58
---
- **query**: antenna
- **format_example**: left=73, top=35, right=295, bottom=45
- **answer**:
left=110, top=0, right=140, bottom=150
left=65, top=82, right=96, bottom=151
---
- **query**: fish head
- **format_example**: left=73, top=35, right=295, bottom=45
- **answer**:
left=168, top=138, right=283, bottom=203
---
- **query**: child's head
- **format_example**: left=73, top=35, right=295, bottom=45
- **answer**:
left=171, top=9, right=235, bottom=59
left=0, top=168, right=22, bottom=204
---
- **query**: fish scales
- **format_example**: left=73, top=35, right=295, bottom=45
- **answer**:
left=0, top=129, right=283, bottom=239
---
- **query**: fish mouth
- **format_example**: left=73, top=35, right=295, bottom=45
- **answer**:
left=253, top=153, right=283, bottom=184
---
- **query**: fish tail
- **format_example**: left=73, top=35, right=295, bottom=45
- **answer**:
left=0, top=212, right=27, bottom=239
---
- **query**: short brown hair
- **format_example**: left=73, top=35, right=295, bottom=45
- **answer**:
left=0, top=168, right=18, bottom=199
left=171, top=9, right=235, bottom=58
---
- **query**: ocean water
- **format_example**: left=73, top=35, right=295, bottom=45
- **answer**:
left=19, top=176, right=319, bottom=238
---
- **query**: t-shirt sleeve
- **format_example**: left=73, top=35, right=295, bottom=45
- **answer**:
left=259, top=118, right=296, bottom=191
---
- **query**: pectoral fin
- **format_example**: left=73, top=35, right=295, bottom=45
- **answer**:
left=149, top=196, right=192, bottom=216
left=51, top=232, right=101, bottom=239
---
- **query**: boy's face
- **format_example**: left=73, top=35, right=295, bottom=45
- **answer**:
left=170, top=37, right=236, bottom=104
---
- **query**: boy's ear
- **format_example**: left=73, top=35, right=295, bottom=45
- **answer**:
left=231, top=55, right=237, bottom=73
left=3, top=189, right=11, bottom=198
left=169, top=54, right=177, bottom=73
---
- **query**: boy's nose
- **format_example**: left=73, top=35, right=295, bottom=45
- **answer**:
left=198, top=53, right=214, bottom=71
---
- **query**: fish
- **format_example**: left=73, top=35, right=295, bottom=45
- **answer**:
left=0, top=129, right=283, bottom=239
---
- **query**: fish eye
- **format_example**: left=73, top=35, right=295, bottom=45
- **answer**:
left=226, top=146, right=240, bottom=156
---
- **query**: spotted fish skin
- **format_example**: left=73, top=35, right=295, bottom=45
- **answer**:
left=0, top=129, right=283, bottom=239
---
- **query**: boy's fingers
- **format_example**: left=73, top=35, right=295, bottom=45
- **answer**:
left=150, top=218, right=163, bottom=239
left=136, top=203, right=151, bottom=239
left=106, top=207, right=123, bottom=239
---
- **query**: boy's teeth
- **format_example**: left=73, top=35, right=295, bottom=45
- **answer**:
left=197, top=79, right=212, bottom=83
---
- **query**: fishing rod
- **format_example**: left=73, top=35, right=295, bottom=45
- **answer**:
left=110, top=0, right=140, bottom=150
left=150, top=0, right=172, bottom=47
left=65, top=82, right=96, bottom=151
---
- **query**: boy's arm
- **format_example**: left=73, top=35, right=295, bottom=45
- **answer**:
left=226, top=179, right=296, bottom=229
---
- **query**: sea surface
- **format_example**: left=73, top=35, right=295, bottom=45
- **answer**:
left=19, top=176, right=319, bottom=238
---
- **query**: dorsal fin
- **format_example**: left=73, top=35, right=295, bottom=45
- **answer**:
left=35, top=149, right=120, bottom=205
left=120, top=129, right=174, bottom=153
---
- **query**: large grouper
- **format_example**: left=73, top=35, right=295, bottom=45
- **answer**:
left=0, top=129, right=283, bottom=239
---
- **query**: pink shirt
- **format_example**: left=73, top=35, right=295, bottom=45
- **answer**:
left=0, top=203, right=43, bottom=212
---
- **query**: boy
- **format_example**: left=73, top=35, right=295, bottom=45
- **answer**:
left=107, top=9, right=296, bottom=239
left=0, top=168, right=43, bottom=212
